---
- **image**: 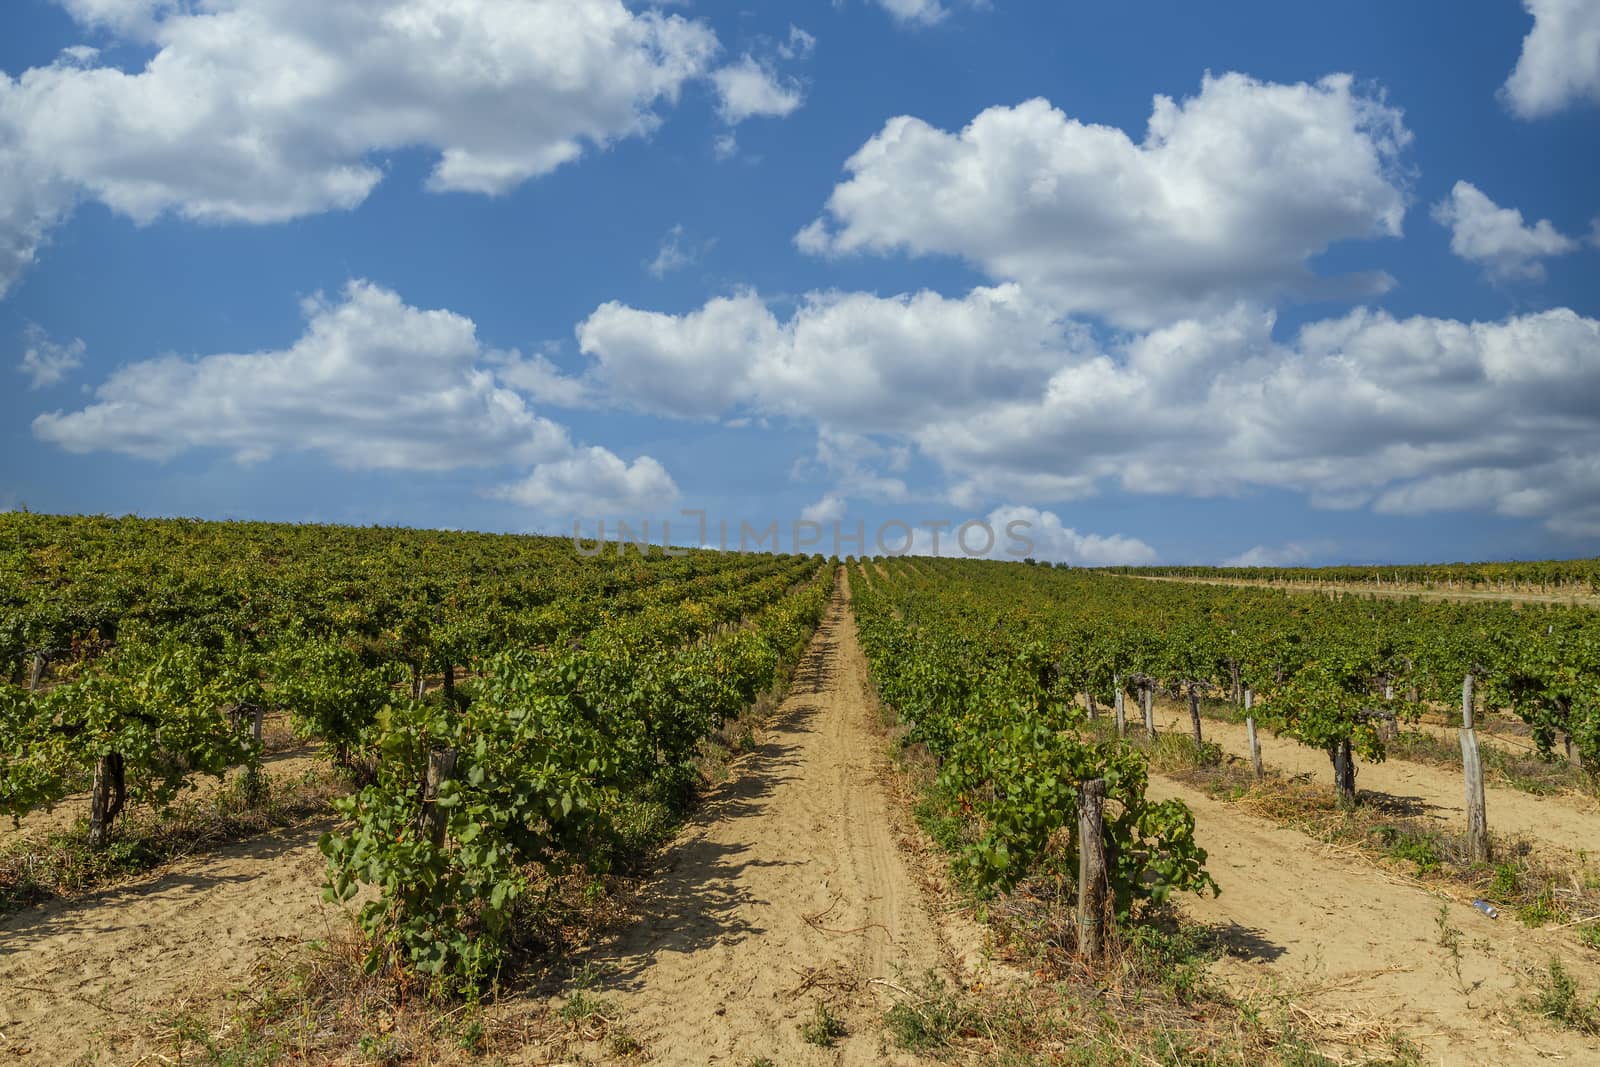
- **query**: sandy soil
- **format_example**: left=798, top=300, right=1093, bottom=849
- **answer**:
left=1155, top=700, right=1600, bottom=854
left=1150, top=775, right=1600, bottom=1065
left=0, top=816, right=345, bottom=1064
left=581, top=573, right=950, bottom=1065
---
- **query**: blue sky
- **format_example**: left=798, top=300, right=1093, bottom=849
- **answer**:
left=1, top=0, right=1597, bottom=565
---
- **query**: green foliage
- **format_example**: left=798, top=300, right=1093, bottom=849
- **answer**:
left=798, top=1001, right=847, bottom=1046
left=1527, top=958, right=1600, bottom=1034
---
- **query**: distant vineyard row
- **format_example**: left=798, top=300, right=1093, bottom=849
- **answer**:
left=1104, top=557, right=1600, bottom=592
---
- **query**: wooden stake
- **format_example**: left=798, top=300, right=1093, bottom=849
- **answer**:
left=1113, top=675, right=1126, bottom=738
left=1186, top=684, right=1204, bottom=747
left=28, top=651, right=45, bottom=692
left=1244, top=687, right=1263, bottom=780
left=1077, top=777, right=1108, bottom=965
left=1461, top=674, right=1490, bottom=863
left=416, top=747, right=459, bottom=849
left=1142, top=686, right=1156, bottom=739
left=88, top=753, right=126, bottom=849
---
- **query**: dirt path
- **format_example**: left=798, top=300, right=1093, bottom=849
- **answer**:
left=0, top=817, right=345, bottom=1064
left=583, top=573, right=948, bottom=1064
left=1155, top=700, right=1600, bottom=854
left=1149, top=775, right=1600, bottom=1065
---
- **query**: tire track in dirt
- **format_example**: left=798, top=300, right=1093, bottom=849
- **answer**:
left=1153, top=701, right=1600, bottom=854
left=1148, top=775, right=1600, bottom=1066
left=584, top=572, right=948, bottom=1065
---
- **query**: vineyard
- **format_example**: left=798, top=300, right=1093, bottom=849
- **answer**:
left=3, top=516, right=1600, bottom=1064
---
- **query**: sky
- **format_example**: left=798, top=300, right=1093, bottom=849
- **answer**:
left=1, top=0, right=1597, bottom=566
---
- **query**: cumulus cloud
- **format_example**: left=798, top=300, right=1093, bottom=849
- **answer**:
left=1222, top=540, right=1338, bottom=567
left=800, top=494, right=846, bottom=523
left=874, top=0, right=952, bottom=26
left=925, top=305, right=1600, bottom=536
left=579, top=279, right=1600, bottom=536
left=797, top=72, right=1410, bottom=326
left=902, top=505, right=1157, bottom=565
left=1432, top=181, right=1578, bottom=282
left=0, top=0, right=782, bottom=295
left=16, top=325, right=85, bottom=389
left=578, top=283, right=1084, bottom=428
left=711, top=55, right=803, bottom=123
left=490, top=447, right=678, bottom=517
left=31, top=281, right=675, bottom=518
left=1502, top=0, right=1600, bottom=118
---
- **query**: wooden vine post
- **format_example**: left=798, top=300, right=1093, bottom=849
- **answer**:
left=1460, top=674, right=1490, bottom=863
left=1076, top=777, right=1108, bottom=964
left=1112, top=674, right=1127, bottom=738
left=28, top=650, right=46, bottom=691
left=237, top=702, right=266, bottom=801
left=1141, top=685, right=1156, bottom=739
left=1186, top=683, right=1204, bottom=747
left=417, top=747, right=459, bottom=848
left=87, top=752, right=126, bottom=849
left=1244, top=687, right=1263, bottom=780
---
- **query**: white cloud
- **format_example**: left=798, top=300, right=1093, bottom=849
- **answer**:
left=794, top=428, right=913, bottom=502
left=30, top=279, right=673, bottom=525
left=1222, top=540, right=1338, bottom=567
left=0, top=0, right=734, bottom=294
left=490, top=447, right=678, bottom=517
left=53, top=0, right=176, bottom=37
left=710, top=55, right=804, bottom=123
left=875, top=0, right=949, bottom=26
left=577, top=283, right=1082, bottom=428
left=903, top=505, right=1157, bottom=565
left=645, top=223, right=714, bottom=278
left=923, top=305, right=1600, bottom=536
left=16, top=325, right=85, bottom=389
left=800, top=494, right=846, bottom=523
left=580, top=279, right=1600, bottom=536
left=1502, top=0, right=1600, bottom=118
left=713, top=132, right=739, bottom=161
left=797, top=72, right=1410, bottom=326
left=1431, top=181, right=1577, bottom=282
left=778, top=25, right=817, bottom=61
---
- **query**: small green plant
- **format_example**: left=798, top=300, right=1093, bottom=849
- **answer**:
left=798, top=1001, right=847, bottom=1047
left=883, top=971, right=972, bottom=1051
left=1518, top=889, right=1560, bottom=928
left=1489, top=861, right=1520, bottom=900
left=1578, top=924, right=1600, bottom=950
left=1376, top=825, right=1441, bottom=874
left=1526, top=958, right=1599, bottom=1033
left=606, top=1028, right=643, bottom=1056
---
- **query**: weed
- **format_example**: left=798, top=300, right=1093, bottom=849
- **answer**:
left=798, top=1001, right=847, bottom=1047
left=1518, top=889, right=1560, bottom=928
left=1526, top=958, right=1600, bottom=1033
left=883, top=971, right=972, bottom=1051
left=606, top=1028, right=643, bottom=1056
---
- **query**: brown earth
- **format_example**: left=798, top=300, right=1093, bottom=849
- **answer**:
left=579, top=572, right=953, bottom=1064
left=1148, top=774, right=1600, bottom=1066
